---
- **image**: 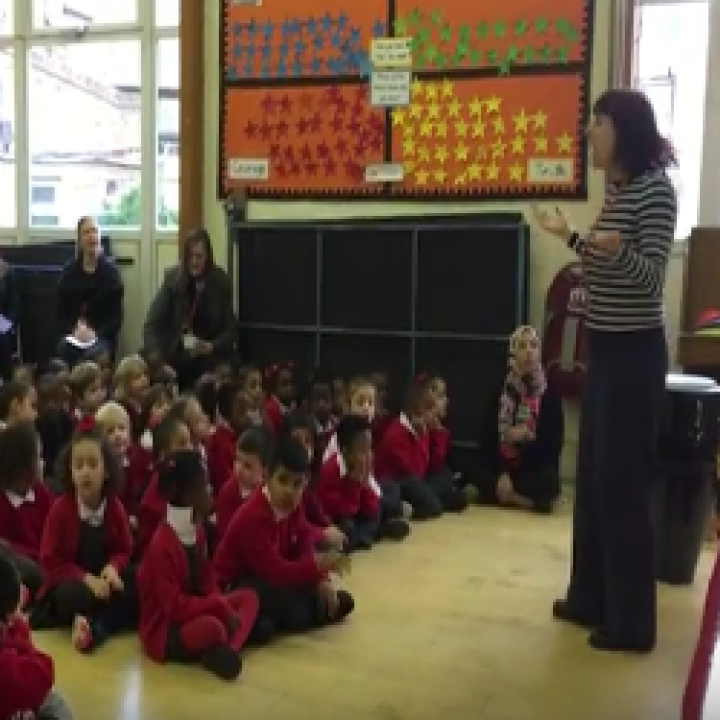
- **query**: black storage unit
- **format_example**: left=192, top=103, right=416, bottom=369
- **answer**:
left=228, top=213, right=529, bottom=474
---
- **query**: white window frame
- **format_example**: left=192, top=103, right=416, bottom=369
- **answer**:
left=0, top=0, right=179, bottom=243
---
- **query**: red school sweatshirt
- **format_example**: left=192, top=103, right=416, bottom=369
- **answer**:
left=373, top=414, right=430, bottom=480
left=316, top=454, right=379, bottom=521
left=0, top=481, right=54, bottom=562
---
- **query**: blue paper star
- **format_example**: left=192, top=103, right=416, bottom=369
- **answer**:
left=327, top=57, right=340, bottom=75
left=313, top=34, right=324, bottom=50
left=226, top=66, right=237, bottom=79
left=279, top=42, right=289, bottom=58
left=320, top=13, right=333, bottom=31
left=306, top=16, right=316, bottom=34
left=281, top=18, right=294, bottom=38
left=349, top=28, right=360, bottom=45
left=372, top=20, right=385, bottom=38
left=260, top=63, right=270, bottom=78
left=261, top=44, right=272, bottom=60
left=232, top=44, right=242, bottom=59
left=336, top=13, right=348, bottom=30
left=242, top=62, right=253, bottom=76
left=245, top=44, right=255, bottom=59
left=291, top=60, right=303, bottom=76
left=276, top=61, right=287, bottom=77
left=294, top=39, right=306, bottom=55
left=355, top=50, right=371, bottom=77
left=331, top=33, right=344, bottom=49
left=262, top=21, right=274, bottom=39
left=290, top=18, right=302, bottom=34
left=309, top=56, right=323, bottom=74
left=232, top=23, right=242, bottom=36
left=246, top=20, right=257, bottom=39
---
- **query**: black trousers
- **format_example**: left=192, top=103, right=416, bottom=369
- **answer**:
left=565, top=328, right=667, bottom=645
left=394, top=470, right=463, bottom=520
left=336, top=512, right=382, bottom=552
left=378, top=480, right=403, bottom=519
left=0, top=543, right=44, bottom=600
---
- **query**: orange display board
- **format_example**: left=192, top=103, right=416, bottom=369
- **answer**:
left=219, top=0, right=594, bottom=199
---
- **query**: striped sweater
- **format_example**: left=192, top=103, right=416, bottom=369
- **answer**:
left=568, top=170, right=677, bottom=332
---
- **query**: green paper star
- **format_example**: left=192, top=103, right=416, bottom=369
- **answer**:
left=522, top=46, right=535, bottom=63
left=394, top=17, right=407, bottom=35
left=440, top=24, right=452, bottom=43
left=408, top=8, right=422, bottom=24
left=486, top=48, right=499, bottom=64
left=505, top=46, right=519, bottom=62
left=493, top=20, right=505, bottom=38
left=429, top=10, right=442, bottom=25
left=469, top=48, right=481, bottom=65
left=459, top=25, right=470, bottom=42
left=409, top=35, right=423, bottom=51
left=456, top=39, right=468, bottom=56
left=417, top=27, right=429, bottom=43
left=498, top=60, right=510, bottom=76
left=425, top=44, right=438, bottom=62
left=563, top=23, right=579, bottom=43
left=557, top=47, right=568, bottom=64
left=476, top=22, right=488, bottom=39
left=414, top=54, right=425, bottom=68
left=535, top=16, right=548, bottom=33
left=514, top=19, right=528, bottom=36
left=538, top=44, right=552, bottom=61
left=435, top=52, right=447, bottom=68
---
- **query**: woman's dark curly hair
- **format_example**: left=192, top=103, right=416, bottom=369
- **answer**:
left=593, top=89, right=676, bottom=181
left=54, top=423, right=123, bottom=496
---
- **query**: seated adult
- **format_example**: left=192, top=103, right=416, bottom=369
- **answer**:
left=56, top=216, right=124, bottom=367
left=143, top=227, right=237, bottom=389
left=470, top=325, right=564, bottom=513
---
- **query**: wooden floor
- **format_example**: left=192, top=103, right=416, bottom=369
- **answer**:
left=36, top=502, right=713, bottom=720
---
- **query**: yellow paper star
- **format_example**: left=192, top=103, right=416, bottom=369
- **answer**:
left=468, top=163, right=482, bottom=180
left=433, top=169, right=447, bottom=183
left=512, top=109, right=529, bottom=133
left=411, top=78, right=424, bottom=98
left=511, top=135, right=525, bottom=154
left=454, top=119, right=468, bottom=137
left=469, top=97, right=483, bottom=117
left=532, top=109, right=548, bottom=130
left=442, top=79, right=454, bottom=98
left=420, top=120, right=432, bottom=137
left=417, top=146, right=430, bottom=162
left=403, top=138, right=415, bottom=155
left=410, top=104, right=422, bottom=119
left=486, top=163, right=500, bottom=180
left=404, top=160, right=415, bottom=174
left=428, top=103, right=441, bottom=120
left=534, top=136, right=548, bottom=153
left=508, top=163, right=524, bottom=182
left=392, top=109, right=406, bottom=127
left=455, top=143, right=469, bottom=161
left=557, top=132, right=573, bottom=153
left=435, top=146, right=448, bottom=163
left=425, top=84, right=437, bottom=100
left=486, top=96, right=502, bottom=113
left=416, top=169, right=429, bottom=185
left=448, top=98, right=462, bottom=118
left=491, top=140, right=506, bottom=159
left=403, top=123, right=414, bottom=138
left=454, top=173, right=467, bottom=186
left=493, top=117, right=505, bottom=135
left=472, top=121, right=486, bottom=138
left=435, top=120, right=448, bottom=138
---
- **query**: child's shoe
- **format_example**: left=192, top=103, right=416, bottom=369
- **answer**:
left=201, top=644, right=242, bottom=680
left=71, top=615, right=92, bottom=652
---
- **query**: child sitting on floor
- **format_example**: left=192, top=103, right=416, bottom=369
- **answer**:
left=69, top=362, right=106, bottom=425
left=213, top=437, right=354, bottom=639
left=137, top=449, right=259, bottom=680
left=32, top=421, right=138, bottom=652
left=0, top=379, right=37, bottom=429
left=263, top=361, right=296, bottom=435
left=238, top=365, right=265, bottom=427
left=0, top=555, right=74, bottom=720
left=113, top=354, right=149, bottom=441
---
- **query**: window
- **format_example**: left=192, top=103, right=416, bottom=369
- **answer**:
left=0, top=0, right=11, bottom=36
left=0, top=46, right=14, bottom=227
left=28, top=40, right=142, bottom=229
left=30, top=184, right=56, bottom=204
left=31, top=0, right=136, bottom=30
left=157, top=37, right=179, bottom=230
left=156, top=0, right=180, bottom=28
left=634, top=0, right=710, bottom=240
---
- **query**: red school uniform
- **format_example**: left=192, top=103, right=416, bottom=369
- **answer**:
left=213, top=488, right=326, bottom=589
left=215, top=479, right=252, bottom=542
left=374, top=413, right=430, bottom=481
left=38, top=494, right=133, bottom=594
left=427, top=426, right=451, bottom=474
left=0, top=616, right=55, bottom=720
left=136, top=473, right=166, bottom=556
left=138, top=522, right=235, bottom=662
left=263, top=396, right=285, bottom=436
left=371, top=412, right=392, bottom=448
left=121, top=444, right=154, bottom=520
left=205, top=423, right=237, bottom=496
left=316, top=454, right=379, bottom=521
left=314, top=417, right=336, bottom=461
left=0, top=482, right=54, bottom=562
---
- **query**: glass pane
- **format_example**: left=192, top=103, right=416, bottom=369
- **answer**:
left=636, top=1, right=709, bottom=239
left=0, top=0, right=12, bottom=36
left=28, top=41, right=141, bottom=229
left=32, top=0, right=136, bottom=30
left=158, top=37, right=179, bottom=230
left=156, top=0, right=179, bottom=28
left=0, top=47, right=15, bottom=226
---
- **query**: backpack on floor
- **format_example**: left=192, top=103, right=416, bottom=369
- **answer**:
left=542, top=261, right=587, bottom=399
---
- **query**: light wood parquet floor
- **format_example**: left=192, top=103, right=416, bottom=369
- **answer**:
left=35, top=501, right=713, bottom=720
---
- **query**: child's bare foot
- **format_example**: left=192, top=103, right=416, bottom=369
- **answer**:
left=72, top=615, right=92, bottom=653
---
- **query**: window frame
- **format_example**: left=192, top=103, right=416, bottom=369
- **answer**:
left=0, top=0, right=179, bottom=240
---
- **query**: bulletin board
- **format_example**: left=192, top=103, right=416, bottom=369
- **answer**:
left=218, top=0, right=595, bottom=200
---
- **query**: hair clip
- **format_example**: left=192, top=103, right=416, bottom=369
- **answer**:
left=77, top=416, right=95, bottom=432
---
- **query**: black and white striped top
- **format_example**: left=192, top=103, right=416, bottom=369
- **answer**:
left=568, top=170, right=677, bottom=332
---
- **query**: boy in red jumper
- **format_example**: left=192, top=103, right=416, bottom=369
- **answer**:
left=375, top=379, right=466, bottom=519
left=305, top=368, right=337, bottom=459
left=216, top=426, right=273, bottom=542
left=206, top=381, right=251, bottom=496
left=138, top=450, right=259, bottom=680
left=214, top=437, right=354, bottom=639
left=317, top=415, right=409, bottom=551
left=0, top=556, right=74, bottom=720
left=0, top=421, right=53, bottom=600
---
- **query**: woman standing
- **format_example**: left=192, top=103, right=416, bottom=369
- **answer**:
left=143, top=227, right=237, bottom=389
left=56, top=216, right=124, bottom=365
left=535, top=89, right=677, bottom=653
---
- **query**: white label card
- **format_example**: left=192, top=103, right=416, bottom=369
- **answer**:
left=365, top=162, right=405, bottom=183
left=370, top=38, right=412, bottom=68
left=526, top=158, right=574, bottom=184
left=230, top=0, right=263, bottom=6
left=227, top=158, right=269, bottom=181
left=370, top=70, right=411, bottom=107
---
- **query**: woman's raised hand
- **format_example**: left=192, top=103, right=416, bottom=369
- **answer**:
left=532, top=205, right=572, bottom=242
